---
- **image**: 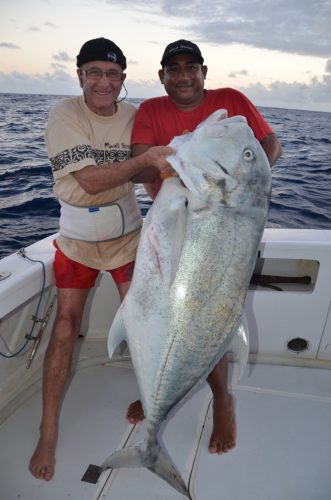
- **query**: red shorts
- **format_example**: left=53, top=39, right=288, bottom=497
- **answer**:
left=53, top=241, right=135, bottom=288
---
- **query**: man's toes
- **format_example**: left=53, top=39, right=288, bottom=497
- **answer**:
left=208, top=438, right=218, bottom=454
left=44, top=467, right=54, bottom=481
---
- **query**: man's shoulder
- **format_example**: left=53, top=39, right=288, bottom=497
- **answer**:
left=52, top=95, right=81, bottom=110
left=206, top=87, right=245, bottom=99
left=138, top=95, right=169, bottom=110
left=49, top=95, right=82, bottom=119
left=119, top=100, right=137, bottom=117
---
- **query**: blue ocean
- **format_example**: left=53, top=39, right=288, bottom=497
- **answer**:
left=0, top=92, right=330, bottom=260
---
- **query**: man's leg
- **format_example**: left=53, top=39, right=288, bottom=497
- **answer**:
left=126, top=354, right=236, bottom=454
left=29, top=287, right=90, bottom=480
left=116, top=281, right=131, bottom=302
left=207, top=353, right=236, bottom=454
left=115, top=278, right=146, bottom=425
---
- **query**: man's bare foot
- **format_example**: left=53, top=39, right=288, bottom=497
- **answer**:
left=29, top=435, right=57, bottom=481
left=208, top=394, right=236, bottom=454
left=126, top=399, right=145, bottom=424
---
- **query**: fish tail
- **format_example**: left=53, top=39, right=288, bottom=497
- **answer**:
left=147, top=439, right=191, bottom=498
left=101, top=438, right=191, bottom=498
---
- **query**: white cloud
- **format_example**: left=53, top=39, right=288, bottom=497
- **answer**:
left=125, top=78, right=166, bottom=99
left=0, top=70, right=79, bottom=96
left=52, top=51, right=74, bottom=63
left=240, top=73, right=331, bottom=111
left=0, top=42, right=20, bottom=49
left=228, top=69, right=249, bottom=78
left=106, top=0, right=331, bottom=58
left=44, top=21, right=58, bottom=29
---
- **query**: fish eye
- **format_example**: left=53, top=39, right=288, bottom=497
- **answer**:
left=243, top=148, right=255, bottom=162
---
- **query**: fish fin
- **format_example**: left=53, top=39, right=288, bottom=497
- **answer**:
left=231, top=313, right=249, bottom=381
left=101, top=438, right=191, bottom=499
left=149, top=440, right=191, bottom=498
left=147, top=179, right=188, bottom=286
left=107, top=308, right=128, bottom=359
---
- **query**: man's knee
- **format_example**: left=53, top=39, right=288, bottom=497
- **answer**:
left=51, top=314, right=82, bottom=344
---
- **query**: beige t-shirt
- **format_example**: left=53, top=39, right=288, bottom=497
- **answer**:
left=45, top=96, right=140, bottom=270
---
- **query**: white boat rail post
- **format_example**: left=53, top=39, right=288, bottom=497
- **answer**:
left=26, top=293, right=57, bottom=369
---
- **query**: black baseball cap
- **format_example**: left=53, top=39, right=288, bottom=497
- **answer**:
left=76, top=37, right=127, bottom=70
left=160, top=39, right=204, bottom=67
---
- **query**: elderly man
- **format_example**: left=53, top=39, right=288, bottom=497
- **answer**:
left=29, top=37, right=173, bottom=481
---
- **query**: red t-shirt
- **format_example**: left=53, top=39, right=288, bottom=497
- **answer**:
left=131, top=88, right=274, bottom=194
left=132, top=88, right=273, bottom=146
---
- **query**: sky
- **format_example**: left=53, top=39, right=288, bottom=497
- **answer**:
left=1, top=0, right=331, bottom=112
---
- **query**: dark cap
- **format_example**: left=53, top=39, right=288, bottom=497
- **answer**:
left=160, top=39, right=204, bottom=67
left=76, top=37, right=127, bottom=70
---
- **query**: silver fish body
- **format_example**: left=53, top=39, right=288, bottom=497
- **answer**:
left=103, top=110, right=272, bottom=497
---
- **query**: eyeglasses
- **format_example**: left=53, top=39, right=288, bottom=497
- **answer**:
left=80, top=69, right=123, bottom=81
left=164, top=63, right=201, bottom=78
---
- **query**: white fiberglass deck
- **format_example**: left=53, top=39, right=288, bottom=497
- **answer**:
left=1, top=344, right=331, bottom=500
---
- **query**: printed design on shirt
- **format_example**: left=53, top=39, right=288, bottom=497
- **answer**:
left=50, top=143, right=130, bottom=172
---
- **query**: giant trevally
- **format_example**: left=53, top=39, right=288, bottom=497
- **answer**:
left=101, top=110, right=272, bottom=497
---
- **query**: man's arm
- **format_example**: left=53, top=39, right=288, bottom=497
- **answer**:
left=131, top=143, right=177, bottom=200
left=130, top=144, right=159, bottom=183
left=73, top=145, right=174, bottom=194
left=260, top=133, right=282, bottom=167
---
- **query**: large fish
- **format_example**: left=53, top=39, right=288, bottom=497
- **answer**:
left=102, top=110, right=272, bottom=497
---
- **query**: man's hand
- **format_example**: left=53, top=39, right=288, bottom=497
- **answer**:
left=142, top=146, right=177, bottom=177
left=131, top=144, right=178, bottom=183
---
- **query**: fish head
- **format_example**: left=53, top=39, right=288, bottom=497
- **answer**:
left=167, top=109, right=272, bottom=208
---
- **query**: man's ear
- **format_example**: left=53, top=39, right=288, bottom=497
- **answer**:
left=158, top=69, right=164, bottom=84
left=202, top=65, right=208, bottom=79
left=77, top=69, right=83, bottom=88
left=121, top=73, right=126, bottom=82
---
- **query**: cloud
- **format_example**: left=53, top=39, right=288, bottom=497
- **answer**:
left=44, top=21, right=58, bottom=29
left=52, top=51, right=74, bottom=63
left=28, top=26, right=40, bottom=32
left=167, top=0, right=331, bottom=57
left=0, top=70, right=80, bottom=96
left=0, top=42, right=20, bottom=49
left=51, top=62, right=67, bottom=71
left=125, top=78, right=166, bottom=99
left=240, top=73, right=331, bottom=111
left=228, top=69, right=249, bottom=78
left=106, top=0, right=331, bottom=59
left=326, top=59, right=331, bottom=73
left=104, top=0, right=160, bottom=13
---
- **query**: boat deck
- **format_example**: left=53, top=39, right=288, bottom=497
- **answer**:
left=1, top=341, right=331, bottom=500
